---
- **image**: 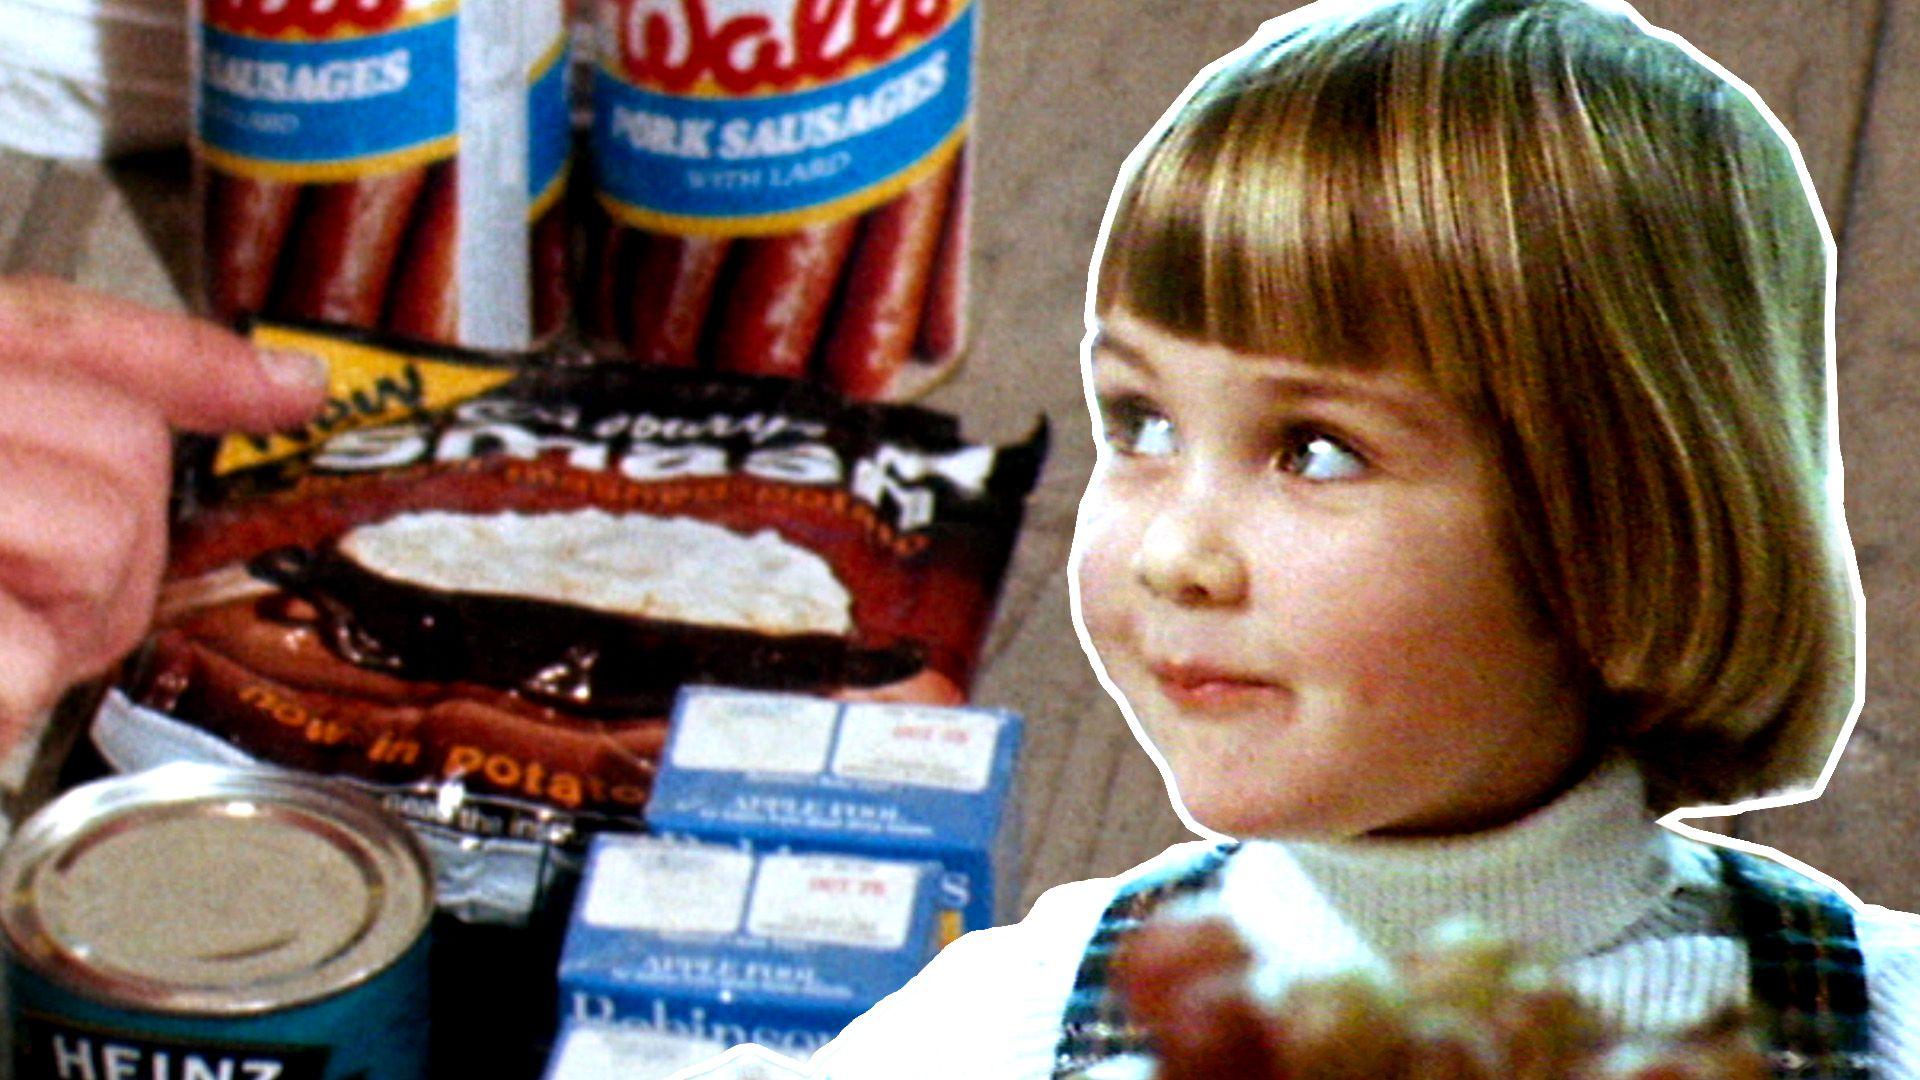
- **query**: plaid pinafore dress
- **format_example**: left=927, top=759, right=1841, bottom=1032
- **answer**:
left=1050, top=842, right=1874, bottom=1079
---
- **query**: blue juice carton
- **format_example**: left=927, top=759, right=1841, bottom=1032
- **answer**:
left=646, top=687, right=1025, bottom=947
left=558, top=835, right=943, bottom=1060
left=542, top=1018, right=727, bottom=1080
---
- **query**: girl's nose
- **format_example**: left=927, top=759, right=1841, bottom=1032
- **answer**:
left=1132, top=511, right=1249, bottom=607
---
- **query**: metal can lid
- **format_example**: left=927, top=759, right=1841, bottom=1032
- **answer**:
left=0, top=763, right=434, bottom=1016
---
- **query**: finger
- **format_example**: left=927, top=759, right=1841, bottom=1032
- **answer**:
left=0, top=439, right=169, bottom=679
left=0, top=275, right=327, bottom=433
left=0, top=372, right=179, bottom=678
left=0, top=442, right=144, bottom=615
left=0, top=365, right=173, bottom=501
left=0, top=589, right=64, bottom=742
left=69, top=494, right=168, bottom=679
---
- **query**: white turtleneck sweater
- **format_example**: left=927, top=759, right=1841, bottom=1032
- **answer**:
left=775, top=757, right=1920, bottom=1079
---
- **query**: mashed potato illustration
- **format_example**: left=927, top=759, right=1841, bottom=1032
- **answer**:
left=336, top=509, right=854, bottom=637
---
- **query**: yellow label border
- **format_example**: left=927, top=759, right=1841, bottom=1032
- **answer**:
left=198, top=135, right=459, bottom=184
left=528, top=33, right=568, bottom=85
left=530, top=159, right=573, bottom=222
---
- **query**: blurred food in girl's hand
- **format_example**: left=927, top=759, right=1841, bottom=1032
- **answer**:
left=1108, top=914, right=1768, bottom=1080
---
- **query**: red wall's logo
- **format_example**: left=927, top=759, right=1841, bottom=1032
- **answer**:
left=617, top=0, right=956, bottom=95
left=205, top=0, right=406, bottom=37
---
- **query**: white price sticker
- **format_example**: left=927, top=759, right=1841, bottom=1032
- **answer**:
left=671, top=691, right=840, bottom=775
left=745, top=854, right=921, bottom=950
left=830, top=704, right=1000, bottom=792
left=582, top=841, right=753, bottom=934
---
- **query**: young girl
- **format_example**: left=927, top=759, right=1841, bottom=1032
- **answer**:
left=783, top=0, right=1919, bottom=1075
left=0, top=0, right=1899, bottom=1075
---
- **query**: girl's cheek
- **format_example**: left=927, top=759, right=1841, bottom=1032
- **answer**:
left=1075, top=568, right=1127, bottom=671
left=1077, top=467, right=1150, bottom=545
left=1073, top=495, right=1133, bottom=642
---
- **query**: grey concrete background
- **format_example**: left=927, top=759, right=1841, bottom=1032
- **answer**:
left=2, top=0, right=1914, bottom=915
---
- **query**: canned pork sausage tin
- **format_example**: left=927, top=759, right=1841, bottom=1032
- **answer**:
left=1, top=764, right=434, bottom=1080
left=192, top=0, right=573, bottom=349
left=586, top=0, right=976, bottom=400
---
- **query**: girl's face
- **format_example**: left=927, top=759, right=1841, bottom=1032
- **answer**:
left=1073, top=309, right=1592, bottom=839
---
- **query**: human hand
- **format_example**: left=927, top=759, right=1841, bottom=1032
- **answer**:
left=0, top=275, right=326, bottom=751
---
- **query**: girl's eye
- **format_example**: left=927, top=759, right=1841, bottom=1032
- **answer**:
left=1098, top=395, right=1180, bottom=458
left=1277, top=428, right=1367, bottom=481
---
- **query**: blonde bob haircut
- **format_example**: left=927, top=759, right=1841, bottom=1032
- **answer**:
left=1095, top=0, right=1856, bottom=812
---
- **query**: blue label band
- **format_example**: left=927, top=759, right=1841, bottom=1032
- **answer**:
left=198, top=12, right=460, bottom=182
left=8, top=936, right=432, bottom=1080
left=528, top=34, right=572, bottom=219
left=590, top=4, right=975, bottom=237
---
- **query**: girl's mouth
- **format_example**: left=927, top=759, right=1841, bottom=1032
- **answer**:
left=1149, top=661, right=1288, bottom=713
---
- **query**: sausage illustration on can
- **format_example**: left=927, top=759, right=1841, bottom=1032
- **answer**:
left=192, top=0, right=574, bottom=351
left=588, top=0, right=978, bottom=400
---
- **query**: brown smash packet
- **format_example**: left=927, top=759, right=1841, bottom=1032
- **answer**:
left=94, top=321, right=1046, bottom=921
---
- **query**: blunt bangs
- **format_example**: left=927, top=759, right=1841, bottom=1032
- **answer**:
left=1096, top=21, right=1437, bottom=383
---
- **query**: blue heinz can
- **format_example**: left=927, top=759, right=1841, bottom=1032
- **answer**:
left=1, top=764, right=435, bottom=1080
